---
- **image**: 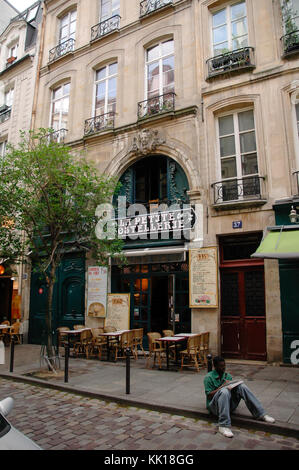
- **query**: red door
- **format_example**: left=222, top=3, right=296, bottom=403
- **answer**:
left=221, top=267, right=267, bottom=360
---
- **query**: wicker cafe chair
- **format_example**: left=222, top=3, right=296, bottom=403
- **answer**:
left=90, top=328, right=106, bottom=359
left=146, top=332, right=166, bottom=369
left=57, top=327, right=70, bottom=348
left=132, top=328, right=146, bottom=359
left=111, top=330, right=136, bottom=361
left=0, top=321, right=10, bottom=345
left=199, top=331, right=210, bottom=365
left=162, top=329, right=174, bottom=337
left=9, top=322, right=21, bottom=345
left=180, top=334, right=202, bottom=372
left=73, top=329, right=93, bottom=358
left=73, top=324, right=85, bottom=330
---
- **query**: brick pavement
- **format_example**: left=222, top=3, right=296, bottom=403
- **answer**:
left=1, top=378, right=299, bottom=450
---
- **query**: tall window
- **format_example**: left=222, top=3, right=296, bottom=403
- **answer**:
left=282, top=0, right=299, bottom=33
left=50, top=83, right=70, bottom=131
left=101, top=0, right=120, bottom=20
left=59, top=10, right=77, bottom=44
left=217, top=109, right=259, bottom=200
left=8, top=44, right=18, bottom=60
left=4, top=88, right=14, bottom=108
left=95, top=63, right=117, bottom=116
left=146, top=39, right=174, bottom=99
left=212, top=1, right=248, bottom=56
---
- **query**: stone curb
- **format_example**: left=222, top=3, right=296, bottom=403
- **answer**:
left=1, top=371, right=299, bottom=440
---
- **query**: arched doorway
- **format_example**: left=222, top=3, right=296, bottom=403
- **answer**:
left=111, top=154, right=192, bottom=343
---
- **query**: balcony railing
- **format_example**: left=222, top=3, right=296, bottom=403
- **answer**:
left=49, top=38, right=75, bottom=63
left=138, top=92, right=175, bottom=119
left=207, top=47, right=255, bottom=78
left=46, top=129, right=68, bottom=143
left=211, top=176, right=265, bottom=205
left=84, top=112, right=115, bottom=136
left=0, top=108, right=11, bottom=124
left=293, top=171, right=299, bottom=195
left=140, top=0, right=173, bottom=17
left=281, top=30, right=299, bottom=57
left=91, top=15, right=121, bottom=42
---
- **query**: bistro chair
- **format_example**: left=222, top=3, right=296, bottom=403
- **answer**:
left=89, top=328, right=106, bottom=359
left=162, top=329, right=174, bottom=337
left=73, top=324, right=85, bottom=330
left=146, top=332, right=166, bottom=370
left=180, top=334, right=202, bottom=372
left=132, top=328, right=146, bottom=359
left=57, top=327, right=70, bottom=348
left=104, top=325, right=117, bottom=332
left=0, top=321, right=10, bottom=345
left=9, top=322, right=22, bottom=345
left=73, top=329, right=93, bottom=358
left=199, top=332, right=210, bottom=365
left=111, top=330, right=135, bottom=361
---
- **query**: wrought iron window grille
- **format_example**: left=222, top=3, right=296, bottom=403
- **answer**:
left=91, top=15, right=121, bottom=42
left=140, top=0, right=173, bottom=17
left=84, top=112, right=115, bottom=136
left=281, top=30, right=299, bottom=56
left=49, top=38, right=75, bottom=63
left=211, top=176, right=265, bottom=204
left=137, top=92, right=175, bottom=119
left=207, top=47, right=255, bottom=77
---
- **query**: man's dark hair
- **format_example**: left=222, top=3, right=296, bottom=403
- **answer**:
left=213, top=356, right=225, bottom=368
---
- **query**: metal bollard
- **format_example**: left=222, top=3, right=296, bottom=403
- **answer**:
left=64, top=345, right=69, bottom=383
left=126, top=348, right=130, bottom=394
left=207, top=354, right=213, bottom=372
left=10, top=339, right=15, bottom=373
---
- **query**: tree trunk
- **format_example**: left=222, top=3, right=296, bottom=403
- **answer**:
left=45, top=263, right=56, bottom=369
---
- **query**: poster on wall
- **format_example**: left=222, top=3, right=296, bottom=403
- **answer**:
left=106, top=294, right=130, bottom=331
left=189, top=247, right=218, bottom=308
left=87, top=266, right=108, bottom=318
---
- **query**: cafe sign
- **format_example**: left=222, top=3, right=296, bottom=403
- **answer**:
left=189, top=247, right=218, bottom=308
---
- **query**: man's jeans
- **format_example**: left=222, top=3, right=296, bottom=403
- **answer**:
left=209, top=383, right=265, bottom=427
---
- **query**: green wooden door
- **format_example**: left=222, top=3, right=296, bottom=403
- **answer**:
left=29, top=254, right=85, bottom=344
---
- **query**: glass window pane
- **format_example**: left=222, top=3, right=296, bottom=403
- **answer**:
left=63, top=83, right=70, bottom=95
left=213, top=25, right=227, bottom=45
left=240, top=131, right=256, bottom=153
left=60, top=14, right=68, bottom=27
left=238, top=110, right=254, bottom=131
left=213, top=9, right=226, bottom=27
left=162, top=40, right=174, bottom=56
left=109, top=62, right=118, bottom=75
left=71, top=10, right=77, bottom=21
left=219, top=115, right=234, bottom=136
left=53, top=87, right=62, bottom=100
left=96, top=67, right=106, bottom=81
left=232, top=36, right=248, bottom=50
left=96, top=82, right=106, bottom=100
left=242, top=153, right=258, bottom=175
left=221, top=157, right=237, bottom=178
left=62, top=97, right=69, bottom=113
left=231, top=1, right=246, bottom=21
left=148, top=63, right=160, bottom=93
left=296, top=103, right=299, bottom=121
left=232, top=18, right=248, bottom=37
left=220, top=135, right=236, bottom=157
left=214, top=42, right=229, bottom=55
left=147, top=44, right=159, bottom=62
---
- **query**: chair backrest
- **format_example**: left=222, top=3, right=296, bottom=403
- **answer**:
left=187, top=334, right=201, bottom=352
left=162, top=329, right=174, bottom=337
left=11, top=322, right=20, bottom=334
left=91, top=328, right=104, bottom=338
left=104, top=325, right=117, bottom=332
left=201, top=332, right=209, bottom=348
left=1, top=321, right=10, bottom=326
left=132, top=328, right=143, bottom=342
left=74, top=324, right=85, bottom=330
left=147, top=332, right=161, bottom=352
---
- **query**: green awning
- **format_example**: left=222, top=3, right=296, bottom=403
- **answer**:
left=252, top=228, right=299, bottom=259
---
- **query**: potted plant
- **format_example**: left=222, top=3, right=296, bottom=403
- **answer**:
left=6, top=56, right=16, bottom=64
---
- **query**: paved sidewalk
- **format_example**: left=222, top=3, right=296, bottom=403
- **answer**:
left=0, top=344, right=298, bottom=438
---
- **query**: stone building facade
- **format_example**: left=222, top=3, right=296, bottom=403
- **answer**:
left=29, top=0, right=299, bottom=363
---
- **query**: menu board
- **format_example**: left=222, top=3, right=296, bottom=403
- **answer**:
left=106, top=294, right=130, bottom=331
left=87, top=266, right=108, bottom=318
left=189, top=247, right=218, bottom=308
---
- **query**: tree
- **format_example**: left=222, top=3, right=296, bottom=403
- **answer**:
left=0, top=129, right=124, bottom=367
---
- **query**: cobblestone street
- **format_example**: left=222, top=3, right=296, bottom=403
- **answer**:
left=1, top=378, right=299, bottom=451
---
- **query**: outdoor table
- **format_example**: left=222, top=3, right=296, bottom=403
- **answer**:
left=174, top=333, right=197, bottom=337
left=97, top=330, right=130, bottom=361
left=156, top=336, right=185, bottom=370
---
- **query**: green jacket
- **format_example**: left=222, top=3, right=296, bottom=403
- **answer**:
left=203, top=370, right=232, bottom=410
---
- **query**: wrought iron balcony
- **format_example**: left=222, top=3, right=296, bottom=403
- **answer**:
left=0, top=108, right=11, bottom=124
left=281, top=30, right=299, bottom=57
left=46, top=129, right=68, bottom=143
left=91, top=15, right=121, bottom=42
left=207, top=47, right=255, bottom=78
left=84, top=112, right=115, bottom=136
left=293, top=171, right=299, bottom=195
left=138, top=92, right=175, bottom=119
left=140, top=0, right=173, bottom=17
left=49, top=38, right=75, bottom=63
left=211, top=176, right=265, bottom=205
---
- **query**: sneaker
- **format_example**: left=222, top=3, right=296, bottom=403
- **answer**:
left=261, top=415, right=275, bottom=424
left=218, top=426, right=234, bottom=438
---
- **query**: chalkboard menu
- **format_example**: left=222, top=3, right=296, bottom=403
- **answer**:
left=189, top=247, right=218, bottom=308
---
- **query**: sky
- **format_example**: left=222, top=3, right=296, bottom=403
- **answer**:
left=7, top=0, right=36, bottom=12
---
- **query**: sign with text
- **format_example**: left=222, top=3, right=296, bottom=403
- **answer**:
left=189, top=247, right=218, bottom=308
left=87, top=266, right=108, bottom=318
left=106, top=294, right=130, bottom=331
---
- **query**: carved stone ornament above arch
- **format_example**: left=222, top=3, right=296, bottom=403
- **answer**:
left=104, top=128, right=201, bottom=192
left=290, top=80, right=299, bottom=105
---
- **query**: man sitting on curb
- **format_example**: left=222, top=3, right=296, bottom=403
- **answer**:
left=204, top=356, right=275, bottom=438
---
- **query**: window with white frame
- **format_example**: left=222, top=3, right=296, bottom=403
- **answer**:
left=4, top=88, right=14, bottom=108
left=100, top=0, right=120, bottom=20
left=212, top=1, right=248, bottom=56
left=217, top=109, right=259, bottom=200
left=0, top=141, right=6, bottom=158
left=59, top=10, right=77, bottom=44
left=50, top=83, right=70, bottom=132
left=8, top=43, right=18, bottom=60
left=146, top=39, right=174, bottom=99
left=94, top=63, right=117, bottom=116
left=282, top=0, right=299, bottom=33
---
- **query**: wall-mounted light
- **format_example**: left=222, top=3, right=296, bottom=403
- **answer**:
left=289, top=206, right=299, bottom=224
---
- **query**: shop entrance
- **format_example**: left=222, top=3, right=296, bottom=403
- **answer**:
left=0, top=278, right=13, bottom=323
left=112, top=260, right=190, bottom=347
